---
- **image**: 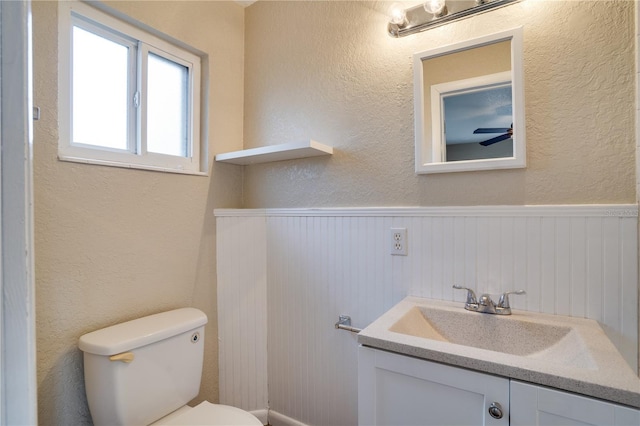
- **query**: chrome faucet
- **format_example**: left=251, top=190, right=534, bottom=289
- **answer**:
left=452, top=285, right=525, bottom=315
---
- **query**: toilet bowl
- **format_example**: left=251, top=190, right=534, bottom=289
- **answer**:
left=79, top=308, right=261, bottom=426
left=152, top=401, right=262, bottom=426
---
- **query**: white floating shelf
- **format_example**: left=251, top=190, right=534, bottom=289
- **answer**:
left=215, top=140, right=333, bottom=166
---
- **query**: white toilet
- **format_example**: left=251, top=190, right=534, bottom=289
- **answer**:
left=78, top=307, right=262, bottom=426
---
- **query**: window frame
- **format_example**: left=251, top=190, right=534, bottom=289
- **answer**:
left=58, top=1, right=206, bottom=175
left=430, top=71, right=512, bottom=163
left=140, top=45, right=194, bottom=159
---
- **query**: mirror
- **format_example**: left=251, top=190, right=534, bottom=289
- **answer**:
left=414, top=28, right=525, bottom=174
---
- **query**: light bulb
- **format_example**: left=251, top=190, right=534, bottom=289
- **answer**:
left=388, top=3, right=407, bottom=26
left=423, top=0, right=446, bottom=16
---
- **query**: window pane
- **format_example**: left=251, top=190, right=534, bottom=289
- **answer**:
left=147, top=53, right=189, bottom=157
left=72, top=26, right=129, bottom=150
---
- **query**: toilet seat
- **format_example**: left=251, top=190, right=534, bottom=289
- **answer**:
left=153, top=401, right=262, bottom=426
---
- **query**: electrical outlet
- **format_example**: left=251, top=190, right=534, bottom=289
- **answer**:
left=389, top=227, right=407, bottom=256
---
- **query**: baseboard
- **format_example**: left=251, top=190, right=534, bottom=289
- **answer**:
left=267, top=410, right=310, bottom=426
left=250, top=409, right=269, bottom=425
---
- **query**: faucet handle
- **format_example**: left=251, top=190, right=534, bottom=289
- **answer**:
left=453, top=285, right=478, bottom=305
left=497, top=290, right=526, bottom=309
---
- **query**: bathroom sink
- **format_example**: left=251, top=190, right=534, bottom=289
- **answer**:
left=357, top=296, right=640, bottom=408
left=388, top=304, right=596, bottom=369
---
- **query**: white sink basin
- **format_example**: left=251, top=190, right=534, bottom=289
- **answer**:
left=358, top=296, right=640, bottom=408
left=389, top=305, right=597, bottom=369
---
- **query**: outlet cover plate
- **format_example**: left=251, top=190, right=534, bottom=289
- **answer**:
left=390, top=227, right=407, bottom=256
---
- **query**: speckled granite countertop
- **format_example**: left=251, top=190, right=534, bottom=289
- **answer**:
left=357, top=297, right=640, bottom=408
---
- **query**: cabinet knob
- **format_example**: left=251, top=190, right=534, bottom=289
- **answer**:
left=488, top=402, right=503, bottom=419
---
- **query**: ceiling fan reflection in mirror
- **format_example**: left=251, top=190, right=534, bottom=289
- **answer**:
left=473, top=124, right=513, bottom=146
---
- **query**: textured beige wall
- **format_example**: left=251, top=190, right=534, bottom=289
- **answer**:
left=422, top=40, right=511, bottom=87
left=33, top=1, right=244, bottom=424
left=243, top=0, right=636, bottom=207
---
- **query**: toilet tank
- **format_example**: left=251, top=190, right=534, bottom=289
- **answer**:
left=79, top=308, right=208, bottom=426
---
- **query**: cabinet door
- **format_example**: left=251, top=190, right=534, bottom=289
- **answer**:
left=511, top=380, right=640, bottom=426
left=358, top=346, right=509, bottom=426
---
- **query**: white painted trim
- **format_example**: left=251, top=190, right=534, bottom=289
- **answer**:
left=1, top=1, right=4, bottom=417
left=430, top=71, right=512, bottom=163
left=0, top=0, right=37, bottom=423
left=414, top=26, right=525, bottom=174
left=268, top=410, right=311, bottom=426
left=214, top=204, right=639, bottom=218
left=58, top=155, right=208, bottom=176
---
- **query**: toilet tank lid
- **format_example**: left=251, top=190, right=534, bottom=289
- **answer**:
left=79, top=308, right=208, bottom=356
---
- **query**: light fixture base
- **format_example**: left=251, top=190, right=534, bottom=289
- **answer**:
left=388, top=0, right=521, bottom=38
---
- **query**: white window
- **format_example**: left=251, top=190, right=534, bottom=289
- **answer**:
left=58, top=1, right=206, bottom=175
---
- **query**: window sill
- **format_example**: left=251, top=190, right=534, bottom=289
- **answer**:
left=58, top=155, right=208, bottom=176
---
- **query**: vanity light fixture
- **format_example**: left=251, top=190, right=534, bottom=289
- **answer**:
left=423, top=0, right=447, bottom=18
left=388, top=3, right=408, bottom=26
left=388, top=0, right=521, bottom=37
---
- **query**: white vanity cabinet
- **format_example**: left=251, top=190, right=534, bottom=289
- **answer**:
left=510, top=381, right=640, bottom=426
left=358, top=347, right=640, bottom=426
left=358, top=346, right=510, bottom=425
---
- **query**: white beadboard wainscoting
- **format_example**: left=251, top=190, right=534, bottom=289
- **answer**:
left=215, top=205, right=638, bottom=426
left=216, top=215, right=268, bottom=419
